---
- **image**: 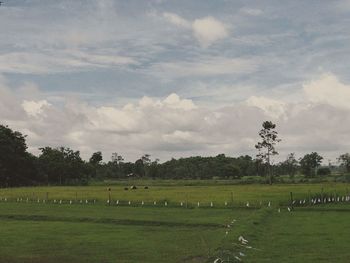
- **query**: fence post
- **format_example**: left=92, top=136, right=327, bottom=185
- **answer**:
left=230, top=192, right=234, bottom=209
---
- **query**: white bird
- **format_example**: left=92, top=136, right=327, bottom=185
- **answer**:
left=287, top=207, right=291, bottom=212
left=268, top=201, right=271, bottom=207
left=239, top=252, right=246, bottom=257
left=238, top=236, right=248, bottom=244
left=246, top=202, right=250, bottom=207
left=234, top=256, right=242, bottom=261
left=278, top=208, right=281, bottom=213
left=69, top=200, right=72, bottom=204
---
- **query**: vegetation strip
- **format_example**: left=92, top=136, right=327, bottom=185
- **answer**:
left=0, top=214, right=224, bottom=228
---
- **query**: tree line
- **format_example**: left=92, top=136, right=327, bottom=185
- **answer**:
left=1, top=124, right=350, bottom=187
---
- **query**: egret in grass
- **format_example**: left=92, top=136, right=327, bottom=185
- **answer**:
left=238, top=236, right=248, bottom=244
left=239, top=252, right=246, bottom=257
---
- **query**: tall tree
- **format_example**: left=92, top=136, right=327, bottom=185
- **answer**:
left=299, top=152, right=323, bottom=177
left=255, top=121, right=281, bottom=184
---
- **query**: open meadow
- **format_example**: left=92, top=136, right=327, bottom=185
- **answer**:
left=0, top=182, right=350, bottom=262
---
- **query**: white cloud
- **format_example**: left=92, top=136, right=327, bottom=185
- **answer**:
left=2, top=73, right=350, bottom=162
left=192, top=17, right=229, bottom=47
left=163, top=12, right=191, bottom=28
left=22, top=100, right=51, bottom=117
left=303, top=72, right=350, bottom=110
left=162, top=13, right=229, bottom=47
left=245, top=96, right=286, bottom=119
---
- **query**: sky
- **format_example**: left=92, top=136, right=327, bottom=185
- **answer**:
left=1, top=0, right=350, bottom=163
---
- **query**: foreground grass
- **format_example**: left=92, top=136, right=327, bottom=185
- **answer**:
left=1, top=183, right=350, bottom=262
left=247, top=206, right=350, bottom=262
left=0, top=203, right=253, bottom=263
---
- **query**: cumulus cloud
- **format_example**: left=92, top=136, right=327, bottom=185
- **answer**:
left=2, top=73, right=350, bottom=162
left=246, top=96, right=286, bottom=119
left=303, top=73, right=350, bottom=110
left=192, top=17, right=229, bottom=47
left=22, top=100, right=51, bottom=117
left=163, top=12, right=229, bottom=47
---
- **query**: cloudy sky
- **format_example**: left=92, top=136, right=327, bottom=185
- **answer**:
left=1, top=0, right=350, bottom=163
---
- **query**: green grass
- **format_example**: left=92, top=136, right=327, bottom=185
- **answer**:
left=1, top=182, right=348, bottom=206
left=1, top=183, right=350, bottom=262
left=247, top=206, right=350, bottom=262
left=0, top=203, right=251, bottom=263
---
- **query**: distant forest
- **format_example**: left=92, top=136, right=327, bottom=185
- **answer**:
left=1, top=124, right=350, bottom=187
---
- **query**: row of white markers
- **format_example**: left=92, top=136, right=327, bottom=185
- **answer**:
left=293, top=195, right=350, bottom=205
left=1, top=196, right=349, bottom=207
left=0, top=197, right=269, bottom=207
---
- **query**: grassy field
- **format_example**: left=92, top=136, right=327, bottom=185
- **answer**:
left=0, top=182, right=349, bottom=207
left=0, top=182, right=350, bottom=262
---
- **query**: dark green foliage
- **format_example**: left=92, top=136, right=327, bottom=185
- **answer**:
left=89, top=151, right=102, bottom=165
left=0, top=125, right=38, bottom=186
left=37, top=147, right=87, bottom=185
left=338, top=153, right=350, bottom=172
left=300, top=152, right=323, bottom=177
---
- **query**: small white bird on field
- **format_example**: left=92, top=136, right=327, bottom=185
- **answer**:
left=278, top=208, right=281, bottom=213
left=268, top=201, right=271, bottom=207
left=287, top=207, right=291, bottom=212
left=239, top=252, right=246, bottom=257
left=234, top=256, right=242, bottom=261
left=238, top=236, right=248, bottom=244
left=246, top=202, right=250, bottom=207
